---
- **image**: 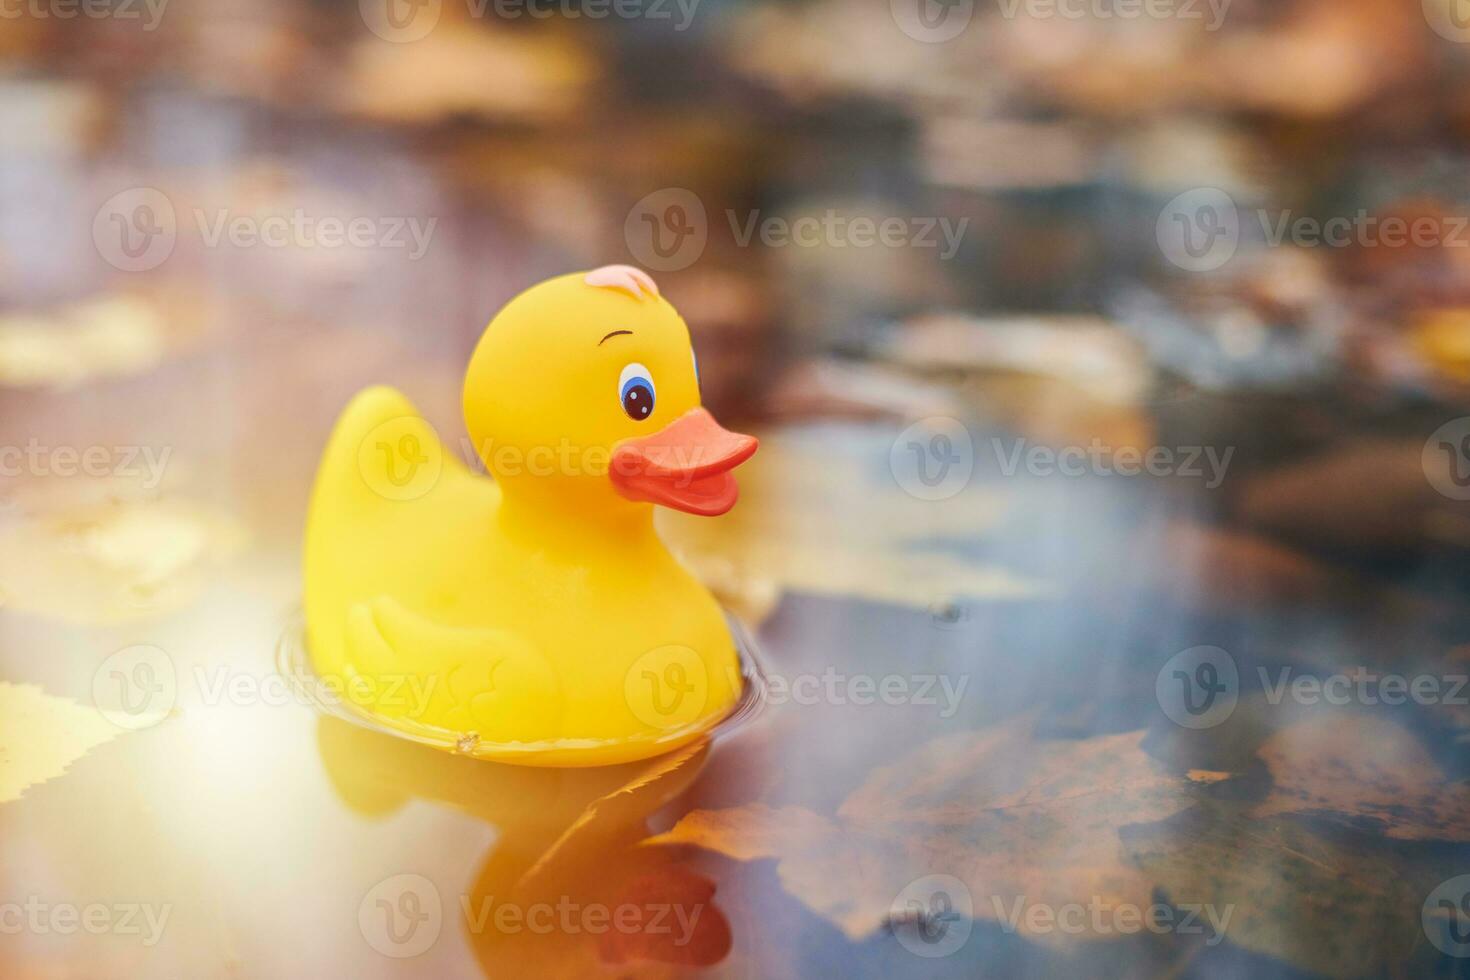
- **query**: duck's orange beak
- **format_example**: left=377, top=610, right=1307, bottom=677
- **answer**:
left=610, top=408, right=758, bottom=516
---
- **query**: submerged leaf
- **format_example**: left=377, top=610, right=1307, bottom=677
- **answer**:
left=1249, top=713, right=1470, bottom=840
left=1123, top=808, right=1427, bottom=979
left=649, top=722, right=1224, bottom=945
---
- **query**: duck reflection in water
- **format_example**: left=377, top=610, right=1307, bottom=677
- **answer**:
left=316, top=716, right=732, bottom=974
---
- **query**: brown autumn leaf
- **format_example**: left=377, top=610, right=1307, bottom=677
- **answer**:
left=648, top=720, right=1228, bottom=945
left=1123, top=807, right=1428, bottom=979
left=0, top=683, right=121, bottom=803
left=1249, top=712, right=1470, bottom=840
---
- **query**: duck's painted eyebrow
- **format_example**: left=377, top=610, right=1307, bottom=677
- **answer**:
left=598, top=329, right=634, bottom=345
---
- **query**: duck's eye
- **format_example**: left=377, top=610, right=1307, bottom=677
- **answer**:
left=618, top=362, right=656, bottom=421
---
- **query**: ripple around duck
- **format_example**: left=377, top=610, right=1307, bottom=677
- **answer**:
left=275, top=607, right=770, bottom=766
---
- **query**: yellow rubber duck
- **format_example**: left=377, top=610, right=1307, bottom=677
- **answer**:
left=303, top=266, right=757, bottom=766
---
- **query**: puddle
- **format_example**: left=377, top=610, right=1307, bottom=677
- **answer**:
left=275, top=607, right=770, bottom=766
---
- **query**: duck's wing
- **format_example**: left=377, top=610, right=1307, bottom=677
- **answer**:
left=345, top=596, right=564, bottom=743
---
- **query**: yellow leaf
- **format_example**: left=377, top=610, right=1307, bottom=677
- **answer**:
left=0, top=682, right=120, bottom=802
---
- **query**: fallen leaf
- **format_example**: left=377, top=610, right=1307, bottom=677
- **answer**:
left=649, top=721, right=1223, bottom=945
left=1123, top=808, right=1427, bottom=978
left=0, top=493, right=245, bottom=624
left=0, top=682, right=121, bottom=802
left=1249, top=713, right=1470, bottom=840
